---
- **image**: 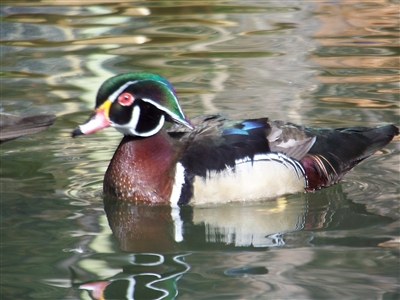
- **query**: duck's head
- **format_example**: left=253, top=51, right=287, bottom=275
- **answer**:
left=72, top=72, right=193, bottom=138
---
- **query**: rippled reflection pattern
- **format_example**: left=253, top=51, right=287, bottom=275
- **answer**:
left=1, top=1, right=399, bottom=300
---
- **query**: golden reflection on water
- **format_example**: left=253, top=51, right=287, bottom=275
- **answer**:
left=312, top=2, right=399, bottom=38
left=315, top=38, right=398, bottom=47
left=72, top=36, right=149, bottom=45
left=319, top=97, right=396, bottom=108
left=311, top=56, right=399, bottom=69
left=308, top=0, right=399, bottom=111
left=315, top=74, right=399, bottom=84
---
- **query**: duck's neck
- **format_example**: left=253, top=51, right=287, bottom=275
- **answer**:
left=104, top=131, right=178, bottom=203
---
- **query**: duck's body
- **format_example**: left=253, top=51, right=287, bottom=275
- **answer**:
left=72, top=73, right=398, bottom=205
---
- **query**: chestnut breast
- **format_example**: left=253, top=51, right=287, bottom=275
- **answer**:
left=104, top=131, right=180, bottom=203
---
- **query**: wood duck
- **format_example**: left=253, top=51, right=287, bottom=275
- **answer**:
left=72, top=72, right=399, bottom=205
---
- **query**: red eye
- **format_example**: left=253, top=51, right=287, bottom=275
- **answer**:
left=117, top=92, right=134, bottom=106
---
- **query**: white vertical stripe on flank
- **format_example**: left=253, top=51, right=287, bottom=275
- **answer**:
left=170, top=162, right=186, bottom=242
left=170, top=162, right=185, bottom=205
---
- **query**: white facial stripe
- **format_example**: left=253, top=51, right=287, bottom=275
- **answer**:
left=111, top=104, right=140, bottom=136
left=131, top=104, right=141, bottom=128
left=152, top=79, right=186, bottom=118
left=108, top=80, right=139, bottom=103
left=107, top=78, right=188, bottom=136
left=141, top=97, right=187, bottom=126
left=108, top=79, right=181, bottom=115
left=108, top=78, right=188, bottom=123
left=112, top=106, right=165, bottom=137
left=137, top=114, right=165, bottom=137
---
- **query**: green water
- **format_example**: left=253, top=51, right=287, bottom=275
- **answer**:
left=1, top=1, right=399, bottom=299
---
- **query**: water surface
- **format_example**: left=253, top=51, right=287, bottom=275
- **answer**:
left=1, top=1, right=399, bottom=299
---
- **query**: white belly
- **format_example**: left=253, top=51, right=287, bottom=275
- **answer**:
left=190, top=154, right=306, bottom=205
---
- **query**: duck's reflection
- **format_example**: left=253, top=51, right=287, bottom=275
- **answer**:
left=104, top=186, right=392, bottom=252
left=78, top=252, right=189, bottom=300
left=104, top=196, right=307, bottom=252
left=103, top=202, right=181, bottom=253
left=77, top=186, right=393, bottom=299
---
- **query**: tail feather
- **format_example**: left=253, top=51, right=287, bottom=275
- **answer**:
left=302, top=124, right=398, bottom=191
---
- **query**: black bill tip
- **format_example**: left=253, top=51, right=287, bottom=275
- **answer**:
left=72, top=127, right=83, bottom=138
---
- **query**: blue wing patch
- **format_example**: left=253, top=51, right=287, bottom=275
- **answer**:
left=222, top=128, right=249, bottom=136
left=241, top=120, right=265, bottom=131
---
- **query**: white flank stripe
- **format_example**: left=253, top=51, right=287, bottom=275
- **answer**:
left=170, top=162, right=185, bottom=242
left=170, top=162, right=185, bottom=205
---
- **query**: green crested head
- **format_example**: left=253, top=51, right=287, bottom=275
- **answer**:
left=84, top=72, right=193, bottom=137
left=96, top=73, right=176, bottom=107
